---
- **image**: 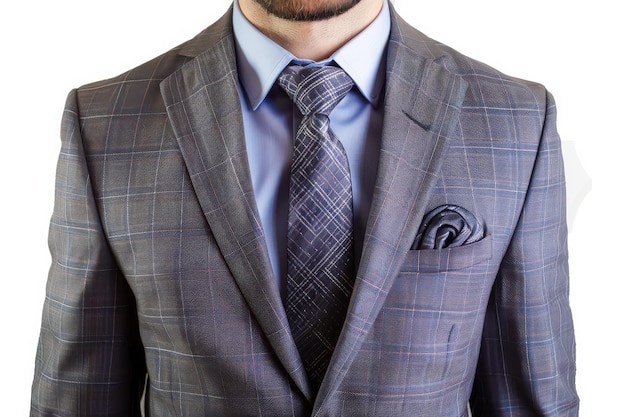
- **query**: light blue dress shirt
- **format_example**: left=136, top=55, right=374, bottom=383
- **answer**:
left=232, top=0, right=391, bottom=294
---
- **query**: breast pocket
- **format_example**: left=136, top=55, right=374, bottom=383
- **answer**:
left=401, top=234, right=493, bottom=273
left=390, top=233, right=494, bottom=320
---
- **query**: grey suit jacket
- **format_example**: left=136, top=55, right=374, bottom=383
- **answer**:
left=31, top=5, right=578, bottom=416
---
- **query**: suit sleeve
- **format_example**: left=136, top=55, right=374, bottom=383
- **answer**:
left=470, top=91, right=579, bottom=416
left=31, top=90, right=146, bottom=416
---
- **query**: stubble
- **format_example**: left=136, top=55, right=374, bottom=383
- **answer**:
left=251, top=0, right=363, bottom=21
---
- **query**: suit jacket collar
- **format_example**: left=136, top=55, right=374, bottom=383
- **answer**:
left=159, top=4, right=468, bottom=409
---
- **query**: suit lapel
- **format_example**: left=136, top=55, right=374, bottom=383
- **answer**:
left=314, top=8, right=468, bottom=411
left=159, top=11, right=311, bottom=400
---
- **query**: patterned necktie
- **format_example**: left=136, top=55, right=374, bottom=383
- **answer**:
left=278, top=65, right=355, bottom=393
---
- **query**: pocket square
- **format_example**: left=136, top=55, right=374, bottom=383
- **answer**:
left=412, top=205, right=484, bottom=250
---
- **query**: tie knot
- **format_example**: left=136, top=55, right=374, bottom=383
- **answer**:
left=278, top=65, right=354, bottom=117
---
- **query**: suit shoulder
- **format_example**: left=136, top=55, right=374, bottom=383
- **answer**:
left=70, top=43, right=189, bottom=119
left=438, top=46, right=549, bottom=112
left=434, top=42, right=552, bottom=142
left=82, top=49, right=187, bottom=90
left=391, top=13, right=554, bottom=146
left=392, top=13, right=549, bottom=112
left=73, top=9, right=233, bottom=117
left=437, top=41, right=547, bottom=113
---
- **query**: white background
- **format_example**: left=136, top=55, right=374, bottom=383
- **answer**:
left=1, top=0, right=623, bottom=414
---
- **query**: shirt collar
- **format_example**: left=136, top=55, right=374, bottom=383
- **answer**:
left=233, top=0, right=390, bottom=110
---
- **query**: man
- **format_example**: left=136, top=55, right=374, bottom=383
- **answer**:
left=31, top=0, right=578, bottom=415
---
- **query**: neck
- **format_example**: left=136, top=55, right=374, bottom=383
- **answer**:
left=238, top=0, right=384, bottom=61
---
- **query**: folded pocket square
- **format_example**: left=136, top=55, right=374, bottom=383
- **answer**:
left=412, top=205, right=484, bottom=250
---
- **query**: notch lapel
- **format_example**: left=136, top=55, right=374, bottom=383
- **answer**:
left=159, top=14, right=311, bottom=400
left=314, top=11, right=468, bottom=412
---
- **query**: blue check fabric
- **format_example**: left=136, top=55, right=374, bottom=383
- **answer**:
left=278, top=65, right=355, bottom=393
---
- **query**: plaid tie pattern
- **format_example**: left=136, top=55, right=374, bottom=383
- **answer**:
left=278, top=65, right=355, bottom=393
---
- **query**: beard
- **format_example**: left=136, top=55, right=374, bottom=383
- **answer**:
left=252, top=0, right=363, bottom=21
